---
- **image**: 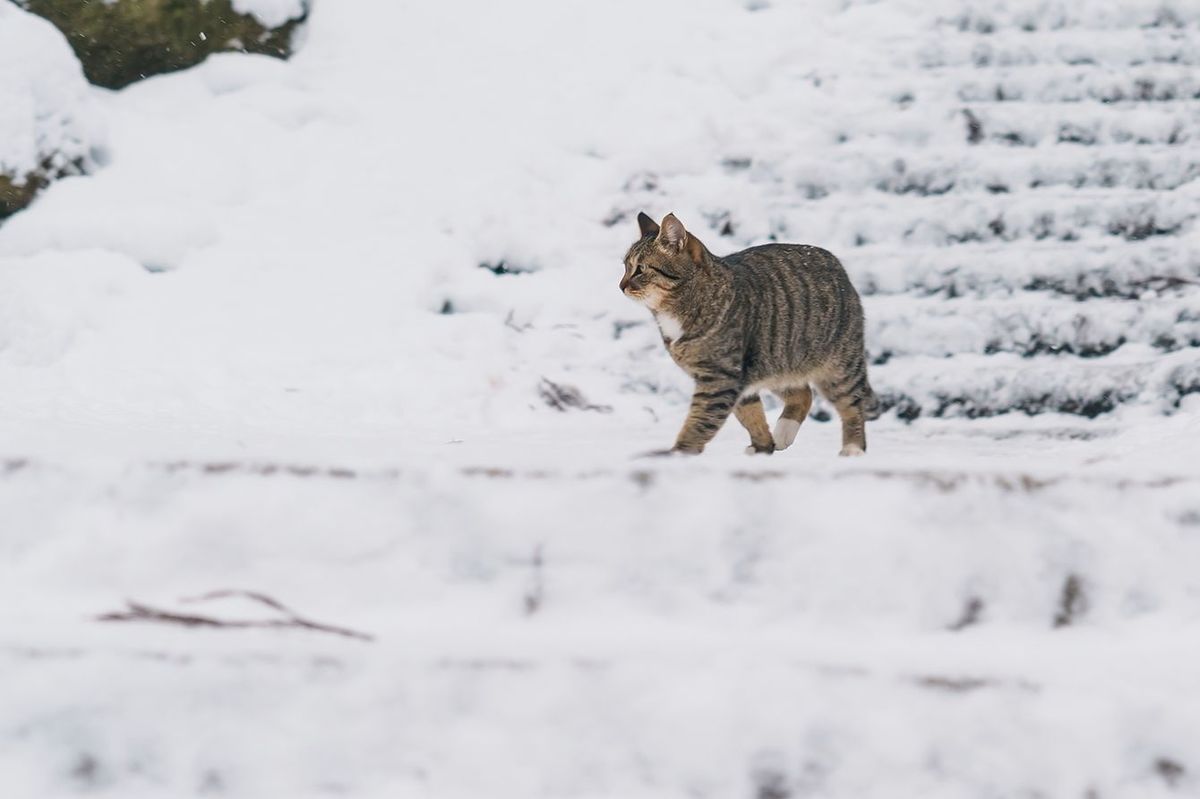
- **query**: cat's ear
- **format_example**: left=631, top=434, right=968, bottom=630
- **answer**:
left=658, top=213, right=688, bottom=253
left=637, top=211, right=660, bottom=238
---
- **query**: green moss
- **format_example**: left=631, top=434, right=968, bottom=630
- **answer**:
left=17, top=0, right=307, bottom=89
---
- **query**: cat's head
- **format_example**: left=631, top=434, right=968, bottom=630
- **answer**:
left=620, top=212, right=708, bottom=309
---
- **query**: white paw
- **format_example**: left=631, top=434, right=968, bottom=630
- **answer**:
left=838, top=444, right=865, bottom=457
left=773, top=418, right=801, bottom=450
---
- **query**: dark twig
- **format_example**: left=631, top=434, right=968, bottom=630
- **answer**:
left=523, top=545, right=545, bottom=616
left=1053, top=574, right=1087, bottom=628
left=504, top=310, right=532, bottom=332
left=97, top=591, right=374, bottom=642
left=538, top=378, right=613, bottom=413
left=948, top=596, right=984, bottom=631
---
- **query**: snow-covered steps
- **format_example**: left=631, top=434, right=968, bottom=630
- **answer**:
left=606, top=0, right=1200, bottom=422
left=920, top=34, right=1200, bottom=70
left=866, top=293, right=1200, bottom=360
left=873, top=348, right=1200, bottom=420
left=958, top=102, right=1200, bottom=148
left=771, top=187, right=1198, bottom=249
left=955, top=69, right=1200, bottom=104
left=738, top=147, right=1200, bottom=197
left=849, top=239, right=1200, bottom=299
left=933, top=2, right=1200, bottom=34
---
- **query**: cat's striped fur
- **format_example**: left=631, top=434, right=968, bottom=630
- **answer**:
left=621, top=212, right=878, bottom=456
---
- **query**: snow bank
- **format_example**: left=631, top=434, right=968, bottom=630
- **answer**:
left=0, top=3, right=102, bottom=217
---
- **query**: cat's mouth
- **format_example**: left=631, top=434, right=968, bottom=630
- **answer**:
left=626, top=285, right=665, bottom=310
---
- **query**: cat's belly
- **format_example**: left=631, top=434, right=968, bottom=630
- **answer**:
left=745, top=365, right=832, bottom=394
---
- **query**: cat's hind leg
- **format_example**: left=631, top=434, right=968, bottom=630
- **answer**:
left=833, top=402, right=867, bottom=457
left=734, top=394, right=775, bottom=454
left=815, top=377, right=867, bottom=457
left=773, top=385, right=813, bottom=451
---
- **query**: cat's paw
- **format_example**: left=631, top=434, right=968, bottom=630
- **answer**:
left=745, top=442, right=775, bottom=455
left=838, top=444, right=865, bottom=457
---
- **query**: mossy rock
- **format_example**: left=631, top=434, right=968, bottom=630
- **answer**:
left=0, top=157, right=86, bottom=220
left=14, top=0, right=309, bottom=90
left=1, top=170, right=52, bottom=220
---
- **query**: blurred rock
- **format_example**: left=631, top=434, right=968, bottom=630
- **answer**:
left=13, top=0, right=310, bottom=90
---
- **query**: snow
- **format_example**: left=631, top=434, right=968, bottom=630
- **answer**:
left=0, top=3, right=103, bottom=182
left=2, top=0, right=1200, bottom=796
left=230, top=0, right=307, bottom=29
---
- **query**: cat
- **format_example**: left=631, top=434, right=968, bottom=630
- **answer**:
left=621, top=212, right=878, bottom=456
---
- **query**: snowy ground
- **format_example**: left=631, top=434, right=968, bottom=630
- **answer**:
left=3, top=0, right=1200, bottom=796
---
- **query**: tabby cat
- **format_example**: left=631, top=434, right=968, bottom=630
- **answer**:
left=621, top=212, right=878, bottom=456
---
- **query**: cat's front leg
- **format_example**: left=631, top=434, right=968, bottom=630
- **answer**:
left=672, top=377, right=741, bottom=454
left=734, top=394, right=776, bottom=454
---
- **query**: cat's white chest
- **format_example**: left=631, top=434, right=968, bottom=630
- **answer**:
left=655, top=312, right=684, bottom=342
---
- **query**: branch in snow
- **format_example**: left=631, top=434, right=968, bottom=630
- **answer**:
left=948, top=596, right=985, bottom=631
left=523, top=545, right=545, bottom=616
left=1053, top=574, right=1087, bottom=628
left=504, top=311, right=532, bottom=332
left=96, top=590, right=375, bottom=642
left=538, top=378, right=613, bottom=413
left=479, top=259, right=536, bottom=276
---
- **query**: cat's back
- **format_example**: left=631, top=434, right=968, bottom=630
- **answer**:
left=723, top=243, right=855, bottom=302
left=725, top=242, right=845, bottom=277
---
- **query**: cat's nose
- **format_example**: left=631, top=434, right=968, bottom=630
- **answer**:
left=619, top=276, right=631, bottom=292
